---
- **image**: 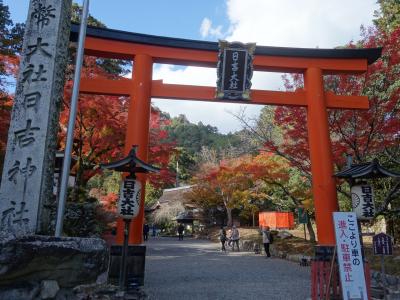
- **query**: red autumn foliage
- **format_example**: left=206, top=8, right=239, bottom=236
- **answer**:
left=0, top=91, right=12, bottom=153
left=60, top=56, right=175, bottom=188
left=148, top=108, right=176, bottom=187
left=99, top=192, right=118, bottom=213
left=268, top=26, right=400, bottom=173
left=0, top=54, right=19, bottom=156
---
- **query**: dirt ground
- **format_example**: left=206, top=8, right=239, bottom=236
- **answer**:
left=205, top=225, right=400, bottom=276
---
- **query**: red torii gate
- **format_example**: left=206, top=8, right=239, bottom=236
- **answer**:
left=71, top=24, right=381, bottom=246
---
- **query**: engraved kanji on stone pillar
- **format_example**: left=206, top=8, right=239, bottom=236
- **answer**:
left=0, top=0, right=72, bottom=234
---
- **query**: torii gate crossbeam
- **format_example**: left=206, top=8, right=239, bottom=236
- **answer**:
left=71, top=24, right=381, bottom=246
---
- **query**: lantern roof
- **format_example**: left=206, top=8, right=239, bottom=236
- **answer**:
left=100, top=145, right=160, bottom=174
left=334, top=158, right=400, bottom=179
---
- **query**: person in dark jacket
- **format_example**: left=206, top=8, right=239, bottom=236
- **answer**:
left=219, top=226, right=227, bottom=251
left=178, top=223, right=185, bottom=240
left=143, top=223, right=150, bottom=241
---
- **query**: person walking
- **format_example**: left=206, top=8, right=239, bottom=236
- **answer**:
left=226, top=227, right=232, bottom=247
left=178, top=223, right=185, bottom=240
left=219, top=226, right=227, bottom=251
left=143, top=223, right=150, bottom=241
left=230, top=225, right=240, bottom=251
left=262, top=226, right=273, bottom=258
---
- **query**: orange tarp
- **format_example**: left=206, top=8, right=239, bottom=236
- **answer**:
left=259, top=212, right=295, bottom=229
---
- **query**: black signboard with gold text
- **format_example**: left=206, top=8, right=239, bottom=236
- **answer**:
left=216, top=41, right=255, bottom=100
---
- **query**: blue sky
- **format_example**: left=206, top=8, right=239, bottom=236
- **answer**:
left=6, top=1, right=229, bottom=40
left=5, top=0, right=379, bottom=133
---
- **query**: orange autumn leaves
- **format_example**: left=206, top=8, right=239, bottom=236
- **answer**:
left=186, top=152, right=311, bottom=225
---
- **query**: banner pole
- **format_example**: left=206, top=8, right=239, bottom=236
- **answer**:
left=119, top=218, right=131, bottom=291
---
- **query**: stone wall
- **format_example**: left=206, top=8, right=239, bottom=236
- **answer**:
left=0, top=234, right=109, bottom=299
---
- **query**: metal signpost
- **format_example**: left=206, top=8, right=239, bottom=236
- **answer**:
left=101, top=146, right=159, bottom=291
left=297, top=206, right=308, bottom=240
left=117, top=178, right=141, bottom=290
left=373, top=233, right=393, bottom=300
left=333, top=212, right=367, bottom=300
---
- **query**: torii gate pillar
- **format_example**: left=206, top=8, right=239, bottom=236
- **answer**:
left=116, top=54, right=153, bottom=244
left=305, top=67, right=338, bottom=245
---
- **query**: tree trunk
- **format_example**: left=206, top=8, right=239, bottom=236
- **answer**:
left=226, top=207, right=233, bottom=227
left=306, top=215, right=316, bottom=243
left=73, top=155, right=83, bottom=202
left=73, top=171, right=81, bottom=201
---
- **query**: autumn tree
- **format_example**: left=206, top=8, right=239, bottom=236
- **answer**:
left=273, top=26, right=400, bottom=214
left=61, top=82, right=176, bottom=197
left=373, top=0, right=400, bottom=33
left=59, top=7, right=176, bottom=198
left=147, top=107, right=176, bottom=188
left=60, top=57, right=127, bottom=193
left=186, top=157, right=253, bottom=226
left=0, top=1, right=24, bottom=178
left=186, top=152, right=315, bottom=239
left=234, top=2, right=400, bottom=240
left=164, top=114, right=245, bottom=186
left=245, top=152, right=315, bottom=240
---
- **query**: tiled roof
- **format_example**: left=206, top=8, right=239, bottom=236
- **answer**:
left=335, top=159, right=400, bottom=179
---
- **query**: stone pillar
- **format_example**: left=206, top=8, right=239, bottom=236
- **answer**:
left=0, top=0, right=72, bottom=234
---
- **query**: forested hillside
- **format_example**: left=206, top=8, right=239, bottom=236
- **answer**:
left=165, top=114, right=243, bottom=155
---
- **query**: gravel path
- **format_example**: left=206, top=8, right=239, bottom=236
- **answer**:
left=144, top=237, right=311, bottom=300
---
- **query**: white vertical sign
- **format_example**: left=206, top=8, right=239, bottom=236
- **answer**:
left=351, top=185, right=375, bottom=220
left=333, top=212, right=367, bottom=300
left=118, top=179, right=141, bottom=219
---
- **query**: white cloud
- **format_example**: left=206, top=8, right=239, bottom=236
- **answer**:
left=151, top=64, right=262, bottom=133
left=225, top=0, right=377, bottom=47
left=200, top=17, right=223, bottom=39
left=155, top=1, right=379, bottom=133
left=153, top=64, right=216, bottom=86
left=200, top=18, right=212, bottom=38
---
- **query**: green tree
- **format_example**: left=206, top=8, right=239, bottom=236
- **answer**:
left=0, top=0, right=24, bottom=57
left=374, top=0, right=400, bottom=33
left=144, top=183, right=163, bottom=208
left=0, top=0, right=24, bottom=178
left=166, top=114, right=243, bottom=156
left=69, top=3, right=129, bottom=77
left=169, top=147, right=197, bottom=185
